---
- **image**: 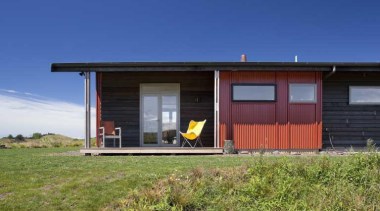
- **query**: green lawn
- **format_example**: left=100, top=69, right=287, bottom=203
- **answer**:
left=0, top=148, right=252, bottom=210
left=1, top=148, right=379, bottom=210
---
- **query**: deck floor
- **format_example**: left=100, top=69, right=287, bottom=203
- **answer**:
left=80, top=147, right=224, bottom=155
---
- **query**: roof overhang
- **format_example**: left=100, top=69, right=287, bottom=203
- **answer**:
left=51, top=62, right=380, bottom=72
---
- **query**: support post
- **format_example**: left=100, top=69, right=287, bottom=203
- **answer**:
left=84, top=72, right=91, bottom=149
left=214, top=70, right=220, bottom=148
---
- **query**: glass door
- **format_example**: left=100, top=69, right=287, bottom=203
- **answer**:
left=141, top=84, right=180, bottom=147
left=142, top=95, right=159, bottom=145
left=161, top=95, right=178, bottom=146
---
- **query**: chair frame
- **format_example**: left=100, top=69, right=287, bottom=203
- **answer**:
left=181, top=135, right=203, bottom=148
left=99, top=126, right=122, bottom=148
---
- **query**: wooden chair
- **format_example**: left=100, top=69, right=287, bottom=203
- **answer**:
left=99, top=121, right=122, bottom=148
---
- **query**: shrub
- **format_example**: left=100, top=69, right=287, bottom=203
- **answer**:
left=32, top=133, right=43, bottom=139
left=366, top=138, right=376, bottom=152
left=51, top=142, right=63, bottom=148
left=7, top=134, right=13, bottom=139
left=15, top=134, right=25, bottom=141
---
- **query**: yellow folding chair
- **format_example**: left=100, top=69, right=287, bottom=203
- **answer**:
left=180, top=120, right=206, bottom=148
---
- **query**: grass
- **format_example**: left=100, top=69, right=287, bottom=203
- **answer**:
left=0, top=147, right=379, bottom=210
left=0, top=147, right=253, bottom=210
left=116, top=153, right=380, bottom=210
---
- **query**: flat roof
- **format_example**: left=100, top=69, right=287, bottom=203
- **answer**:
left=51, top=62, right=380, bottom=72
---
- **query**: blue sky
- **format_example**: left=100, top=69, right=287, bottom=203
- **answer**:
left=1, top=0, right=380, bottom=137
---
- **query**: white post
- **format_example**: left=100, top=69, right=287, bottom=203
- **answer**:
left=84, top=72, right=91, bottom=149
left=214, top=70, right=220, bottom=148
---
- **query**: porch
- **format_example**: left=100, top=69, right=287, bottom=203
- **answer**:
left=80, top=147, right=223, bottom=155
left=96, top=71, right=219, bottom=149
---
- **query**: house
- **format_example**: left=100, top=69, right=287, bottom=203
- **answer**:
left=51, top=61, right=380, bottom=154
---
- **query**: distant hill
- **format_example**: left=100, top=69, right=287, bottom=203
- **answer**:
left=0, top=134, right=87, bottom=148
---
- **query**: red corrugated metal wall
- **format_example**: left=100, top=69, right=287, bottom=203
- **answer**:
left=219, top=71, right=322, bottom=150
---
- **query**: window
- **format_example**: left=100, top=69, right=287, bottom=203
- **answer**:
left=289, top=84, right=317, bottom=103
left=349, top=86, right=380, bottom=105
left=232, top=84, right=276, bottom=101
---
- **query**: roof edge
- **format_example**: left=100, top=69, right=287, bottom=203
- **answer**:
left=51, top=62, right=380, bottom=72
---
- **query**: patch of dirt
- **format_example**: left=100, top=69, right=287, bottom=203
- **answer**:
left=40, top=185, right=54, bottom=191
left=48, top=151, right=81, bottom=156
left=0, top=193, right=11, bottom=200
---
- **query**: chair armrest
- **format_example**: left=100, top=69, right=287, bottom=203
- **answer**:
left=99, top=127, right=104, bottom=135
left=115, top=127, right=121, bottom=135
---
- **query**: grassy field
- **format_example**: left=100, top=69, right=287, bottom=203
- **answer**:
left=119, top=153, right=380, bottom=210
left=0, top=148, right=379, bottom=210
left=0, top=147, right=253, bottom=210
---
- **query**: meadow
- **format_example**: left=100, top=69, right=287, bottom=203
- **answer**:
left=0, top=147, right=379, bottom=210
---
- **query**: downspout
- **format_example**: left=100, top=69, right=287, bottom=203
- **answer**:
left=324, top=66, right=336, bottom=151
left=324, top=66, right=336, bottom=79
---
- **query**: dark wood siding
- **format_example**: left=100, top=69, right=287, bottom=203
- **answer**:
left=99, top=72, right=214, bottom=147
left=323, top=72, right=380, bottom=147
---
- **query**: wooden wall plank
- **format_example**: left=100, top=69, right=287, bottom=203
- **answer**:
left=323, top=72, right=380, bottom=147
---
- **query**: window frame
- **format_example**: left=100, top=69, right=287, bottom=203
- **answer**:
left=349, top=86, right=380, bottom=105
left=231, top=83, right=277, bottom=102
left=288, top=83, right=317, bottom=104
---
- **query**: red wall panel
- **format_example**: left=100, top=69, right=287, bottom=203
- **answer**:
left=219, top=71, right=322, bottom=150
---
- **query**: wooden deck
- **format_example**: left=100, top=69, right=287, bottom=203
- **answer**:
left=80, top=147, right=224, bottom=155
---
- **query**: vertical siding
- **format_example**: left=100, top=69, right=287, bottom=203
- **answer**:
left=219, top=72, right=232, bottom=147
left=219, top=71, right=322, bottom=150
left=219, top=123, right=227, bottom=147
left=288, top=72, right=322, bottom=149
left=232, top=72, right=278, bottom=149
left=276, top=72, right=289, bottom=149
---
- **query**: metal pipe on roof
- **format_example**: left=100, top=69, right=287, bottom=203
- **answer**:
left=240, top=54, right=247, bottom=62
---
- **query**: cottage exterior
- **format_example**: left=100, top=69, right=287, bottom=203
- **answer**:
left=51, top=62, right=380, bottom=154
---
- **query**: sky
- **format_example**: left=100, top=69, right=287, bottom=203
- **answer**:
left=1, top=0, right=380, bottom=137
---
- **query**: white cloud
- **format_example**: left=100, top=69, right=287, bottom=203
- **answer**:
left=0, top=89, right=18, bottom=94
left=0, top=90, right=95, bottom=138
